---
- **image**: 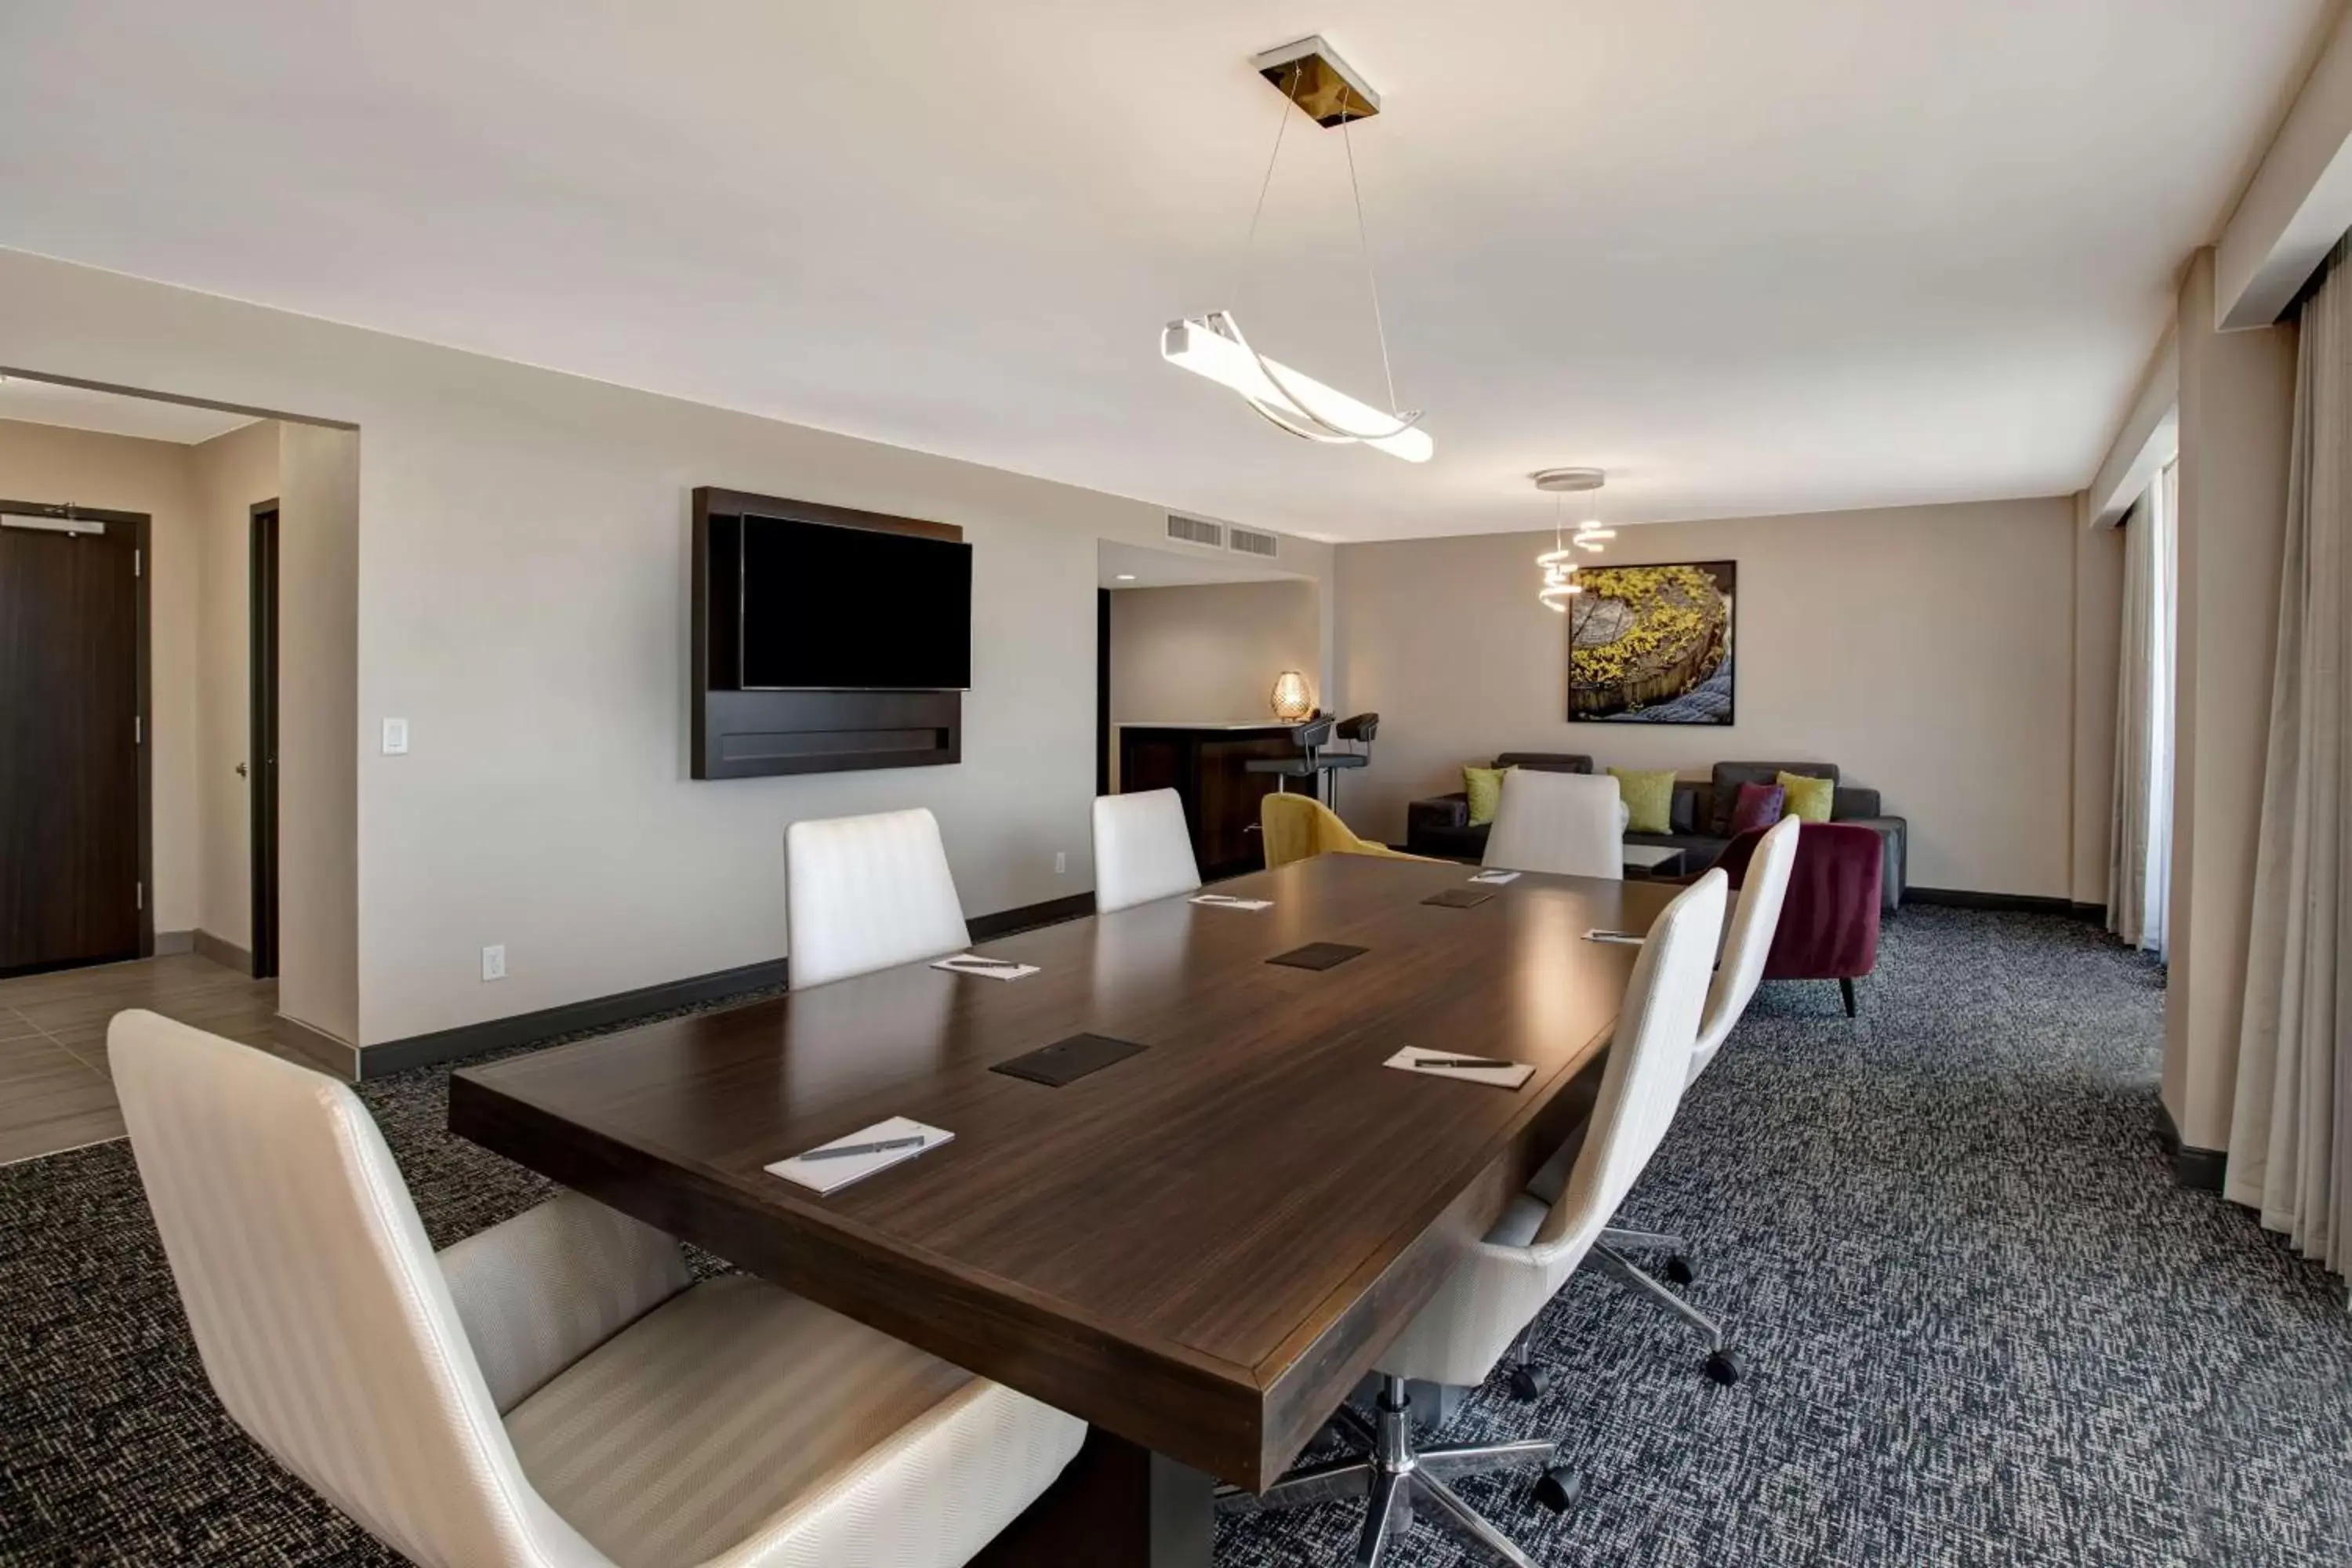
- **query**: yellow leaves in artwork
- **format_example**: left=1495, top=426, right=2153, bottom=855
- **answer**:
left=1570, top=565, right=1723, bottom=689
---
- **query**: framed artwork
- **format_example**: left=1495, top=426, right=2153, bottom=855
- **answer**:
left=1568, top=561, right=1736, bottom=725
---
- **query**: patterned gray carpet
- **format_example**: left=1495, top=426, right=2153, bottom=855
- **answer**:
left=3, top=911, right=2347, bottom=1566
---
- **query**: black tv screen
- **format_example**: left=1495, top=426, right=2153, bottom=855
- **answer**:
left=739, top=517, right=972, bottom=690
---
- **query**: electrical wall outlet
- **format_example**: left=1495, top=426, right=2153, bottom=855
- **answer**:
left=382, top=717, right=410, bottom=755
left=481, top=944, right=506, bottom=982
left=1054, top=851, right=1066, bottom=874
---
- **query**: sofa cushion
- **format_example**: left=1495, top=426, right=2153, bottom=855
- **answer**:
left=1669, top=782, right=1700, bottom=836
left=1833, top=785, right=1882, bottom=820
left=1777, top=771, right=1835, bottom=823
left=1463, top=765, right=1509, bottom=826
left=1730, top=782, right=1786, bottom=836
left=1711, top=761, right=1838, bottom=834
left=1493, top=753, right=1592, bottom=774
left=1608, top=768, right=1678, bottom=835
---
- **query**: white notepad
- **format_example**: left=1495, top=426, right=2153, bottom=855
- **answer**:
left=931, top=953, right=1040, bottom=980
left=766, top=1117, right=954, bottom=1196
left=1384, top=1045, right=1534, bottom=1091
left=1468, top=869, right=1521, bottom=884
left=1191, top=893, right=1272, bottom=911
left=1584, top=928, right=1645, bottom=946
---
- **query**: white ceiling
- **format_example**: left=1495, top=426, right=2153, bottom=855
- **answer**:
left=0, top=2, right=2327, bottom=539
left=0, top=376, right=258, bottom=445
left=1099, top=539, right=1309, bottom=590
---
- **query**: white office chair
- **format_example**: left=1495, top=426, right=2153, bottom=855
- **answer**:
left=1481, top=769, right=1624, bottom=880
left=1091, top=789, right=1201, bottom=913
left=110, top=1011, right=1085, bottom=1568
left=1515, top=815, right=1802, bottom=1360
left=1224, top=873, right=1729, bottom=1567
left=786, top=807, right=971, bottom=989
left=1688, top=814, right=1800, bottom=1084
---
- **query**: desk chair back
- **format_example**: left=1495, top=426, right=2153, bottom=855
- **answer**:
left=786, top=808, right=971, bottom=989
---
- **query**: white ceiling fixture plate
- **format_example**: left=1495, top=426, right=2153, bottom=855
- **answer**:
left=1161, top=35, right=1430, bottom=463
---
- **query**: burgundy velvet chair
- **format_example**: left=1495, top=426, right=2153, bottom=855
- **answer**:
left=1711, top=821, right=1883, bottom=1015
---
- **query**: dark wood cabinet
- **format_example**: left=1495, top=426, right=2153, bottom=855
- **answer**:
left=1116, top=724, right=1298, bottom=877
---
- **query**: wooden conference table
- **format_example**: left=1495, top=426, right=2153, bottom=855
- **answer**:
left=451, top=852, right=1677, bottom=1566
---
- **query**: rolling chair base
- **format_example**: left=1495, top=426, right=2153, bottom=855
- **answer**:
left=1217, top=1376, right=1570, bottom=1568
left=1504, top=1229, right=1747, bottom=1390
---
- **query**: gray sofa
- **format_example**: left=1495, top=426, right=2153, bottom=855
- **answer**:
left=1407, top=757, right=1907, bottom=911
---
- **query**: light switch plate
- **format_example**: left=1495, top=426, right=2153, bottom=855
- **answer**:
left=381, top=718, right=410, bottom=755
left=481, top=944, right=506, bottom=981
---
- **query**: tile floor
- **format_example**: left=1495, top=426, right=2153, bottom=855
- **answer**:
left=0, top=954, right=325, bottom=1166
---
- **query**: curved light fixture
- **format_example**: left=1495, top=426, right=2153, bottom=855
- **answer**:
left=1533, top=469, right=1610, bottom=609
left=1164, top=37, right=1428, bottom=463
left=1163, top=313, right=1432, bottom=462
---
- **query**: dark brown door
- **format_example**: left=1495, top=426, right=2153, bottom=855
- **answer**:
left=249, top=503, right=280, bottom=979
left=0, top=510, right=147, bottom=976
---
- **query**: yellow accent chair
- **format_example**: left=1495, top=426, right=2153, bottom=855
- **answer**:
left=1261, top=794, right=1446, bottom=871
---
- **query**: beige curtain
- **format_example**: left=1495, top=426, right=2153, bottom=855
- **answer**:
left=2225, top=237, right=2351, bottom=1291
left=2107, top=470, right=2175, bottom=952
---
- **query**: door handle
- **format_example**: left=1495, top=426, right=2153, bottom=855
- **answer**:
left=235, top=762, right=249, bottom=777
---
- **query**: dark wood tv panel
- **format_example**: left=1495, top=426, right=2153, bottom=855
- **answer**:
left=690, top=486, right=964, bottom=779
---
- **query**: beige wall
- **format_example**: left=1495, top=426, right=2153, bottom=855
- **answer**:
left=0, top=248, right=1333, bottom=1052
left=187, top=419, right=281, bottom=950
left=2163, top=249, right=2297, bottom=1150
left=0, top=419, right=204, bottom=934
left=1108, top=579, right=1321, bottom=783
left=275, top=424, right=361, bottom=1044
left=1332, top=498, right=2096, bottom=898
left=2071, top=514, right=2126, bottom=908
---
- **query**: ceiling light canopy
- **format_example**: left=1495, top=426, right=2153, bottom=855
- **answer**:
left=1162, top=36, right=1427, bottom=463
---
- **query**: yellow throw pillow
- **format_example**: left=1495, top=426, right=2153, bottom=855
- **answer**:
left=1777, top=771, right=1835, bottom=823
left=1608, top=768, right=1678, bottom=836
left=1464, top=765, right=1511, bottom=827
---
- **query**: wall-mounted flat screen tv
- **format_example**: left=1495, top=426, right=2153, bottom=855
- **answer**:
left=739, top=516, right=972, bottom=690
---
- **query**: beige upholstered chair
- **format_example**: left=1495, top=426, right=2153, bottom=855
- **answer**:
left=786, top=807, right=971, bottom=989
left=1688, top=814, right=1801, bottom=1083
left=1091, top=788, right=1201, bottom=913
left=1481, top=769, right=1625, bottom=880
left=1515, top=814, right=1801, bottom=1361
left=1225, top=873, right=1729, bottom=1566
left=110, top=1010, right=1085, bottom=1568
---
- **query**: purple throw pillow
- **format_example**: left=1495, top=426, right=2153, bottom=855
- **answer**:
left=1730, top=782, right=1786, bottom=836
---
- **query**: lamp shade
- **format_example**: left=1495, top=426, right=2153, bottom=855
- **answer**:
left=1269, top=670, right=1314, bottom=720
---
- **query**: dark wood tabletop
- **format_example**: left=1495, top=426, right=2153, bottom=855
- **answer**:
left=451, top=852, right=1675, bottom=1554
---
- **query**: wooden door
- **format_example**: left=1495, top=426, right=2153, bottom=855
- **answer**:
left=249, top=504, right=280, bottom=979
left=0, top=510, right=147, bottom=975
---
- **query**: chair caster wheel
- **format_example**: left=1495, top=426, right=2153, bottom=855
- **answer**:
left=1704, top=1348, right=1745, bottom=1387
left=1664, top=1254, right=1696, bottom=1287
left=1533, top=1465, right=1583, bottom=1513
left=1508, top=1363, right=1551, bottom=1401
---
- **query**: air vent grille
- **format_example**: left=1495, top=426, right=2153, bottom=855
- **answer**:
left=1229, top=526, right=1279, bottom=559
left=1165, top=514, right=1224, bottom=549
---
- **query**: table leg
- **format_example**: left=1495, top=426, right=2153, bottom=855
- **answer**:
left=971, top=1428, right=1215, bottom=1568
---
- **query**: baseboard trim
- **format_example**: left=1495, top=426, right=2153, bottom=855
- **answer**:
left=191, top=929, right=254, bottom=975
left=358, top=956, right=791, bottom=1081
left=1904, top=887, right=2101, bottom=920
left=358, top=891, right=1104, bottom=1081
left=2156, top=1100, right=2227, bottom=1192
left=152, top=930, right=195, bottom=956
left=969, top=891, right=1096, bottom=940
left=271, top=1015, right=359, bottom=1081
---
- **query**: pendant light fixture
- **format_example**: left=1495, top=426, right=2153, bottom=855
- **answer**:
left=1162, top=37, right=1431, bottom=463
left=1534, top=468, right=1608, bottom=611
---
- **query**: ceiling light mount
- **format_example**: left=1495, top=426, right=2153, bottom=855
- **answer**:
left=1252, top=36, right=1381, bottom=126
left=1532, top=466, right=1607, bottom=494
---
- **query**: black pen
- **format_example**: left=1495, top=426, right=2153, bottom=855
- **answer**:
left=1585, top=930, right=1643, bottom=944
left=1414, top=1055, right=1515, bottom=1071
left=802, top=1134, right=928, bottom=1162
